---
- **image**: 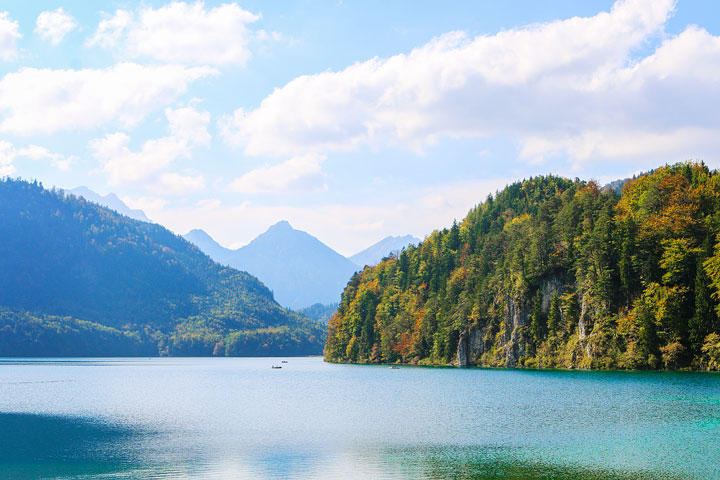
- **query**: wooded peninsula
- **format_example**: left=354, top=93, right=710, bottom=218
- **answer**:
left=325, top=162, right=720, bottom=371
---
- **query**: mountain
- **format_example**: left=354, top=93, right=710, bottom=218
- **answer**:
left=350, top=234, right=420, bottom=268
left=298, top=303, right=338, bottom=324
left=184, top=227, right=420, bottom=309
left=183, top=228, right=234, bottom=264
left=65, top=186, right=151, bottom=222
left=0, top=178, right=325, bottom=357
left=325, top=162, right=720, bottom=371
left=225, top=221, right=359, bottom=310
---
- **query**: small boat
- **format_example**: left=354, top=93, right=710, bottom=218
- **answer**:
left=271, top=365, right=282, bottom=369
left=281, top=360, right=288, bottom=363
left=389, top=365, right=399, bottom=369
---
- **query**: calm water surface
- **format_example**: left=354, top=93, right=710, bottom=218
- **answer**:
left=0, top=357, right=718, bottom=479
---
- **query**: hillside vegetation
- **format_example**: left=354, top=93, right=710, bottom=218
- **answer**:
left=0, top=179, right=325, bottom=356
left=326, top=162, right=720, bottom=370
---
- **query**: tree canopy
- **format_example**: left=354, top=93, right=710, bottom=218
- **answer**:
left=325, top=162, right=720, bottom=370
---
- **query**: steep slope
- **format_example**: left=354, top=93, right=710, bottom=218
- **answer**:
left=326, top=162, right=720, bottom=371
left=65, top=186, right=151, bottom=222
left=224, top=221, right=359, bottom=309
left=0, top=179, right=325, bottom=356
left=183, top=228, right=234, bottom=264
left=350, top=235, right=421, bottom=268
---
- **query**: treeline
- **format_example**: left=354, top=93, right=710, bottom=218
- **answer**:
left=298, top=303, right=339, bottom=323
left=325, top=162, right=720, bottom=370
left=0, top=179, right=325, bottom=356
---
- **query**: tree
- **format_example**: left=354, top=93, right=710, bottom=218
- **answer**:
left=530, top=289, right=546, bottom=349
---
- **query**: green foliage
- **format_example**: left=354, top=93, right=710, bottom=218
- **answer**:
left=0, top=179, right=325, bottom=356
left=298, top=303, right=338, bottom=323
left=701, top=333, right=720, bottom=370
left=326, top=162, right=720, bottom=370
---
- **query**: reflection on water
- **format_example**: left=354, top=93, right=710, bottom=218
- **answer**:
left=0, top=413, right=142, bottom=479
left=0, top=357, right=718, bottom=479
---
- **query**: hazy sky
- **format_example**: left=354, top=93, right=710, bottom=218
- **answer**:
left=0, top=0, right=718, bottom=255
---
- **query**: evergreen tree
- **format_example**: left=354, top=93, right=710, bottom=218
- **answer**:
left=530, top=290, right=546, bottom=349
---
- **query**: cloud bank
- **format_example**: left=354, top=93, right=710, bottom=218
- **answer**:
left=220, top=0, right=719, bottom=165
left=0, top=63, right=216, bottom=135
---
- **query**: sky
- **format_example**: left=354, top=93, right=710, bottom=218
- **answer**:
left=0, top=0, right=719, bottom=255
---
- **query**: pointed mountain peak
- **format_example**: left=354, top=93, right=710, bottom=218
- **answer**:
left=185, top=228, right=211, bottom=238
left=269, top=220, right=293, bottom=231
left=182, top=228, right=233, bottom=264
left=349, top=234, right=421, bottom=268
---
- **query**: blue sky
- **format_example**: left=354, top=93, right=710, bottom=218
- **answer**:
left=0, top=0, right=718, bottom=255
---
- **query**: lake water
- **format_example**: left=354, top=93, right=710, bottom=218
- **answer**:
left=0, top=357, right=718, bottom=479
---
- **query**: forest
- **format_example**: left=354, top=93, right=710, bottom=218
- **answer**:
left=325, top=162, right=720, bottom=370
left=0, top=178, right=325, bottom=356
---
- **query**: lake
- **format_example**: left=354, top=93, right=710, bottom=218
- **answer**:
left=0, top=357, right=718, bottom=479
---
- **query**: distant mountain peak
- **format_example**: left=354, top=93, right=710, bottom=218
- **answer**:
left=350, top=234, right=421, bottom=268
left=183, top=228, right=233, bottom=265
left=269, top=220, right=293, bottom=230
left=65, top=186, right=150, bottom=223
left=186, top=228, right=212, bottom=238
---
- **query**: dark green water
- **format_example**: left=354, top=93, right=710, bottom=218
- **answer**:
left=0, top=357, right=718, bottom=479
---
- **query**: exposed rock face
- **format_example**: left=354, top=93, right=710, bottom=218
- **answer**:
left=539, top=277, right=563, bottom=310
left=458, top=276, right=569, bottom=367
left=457, top=327, right=484, bottom=366
left=578, top=293, right=594, bottom=340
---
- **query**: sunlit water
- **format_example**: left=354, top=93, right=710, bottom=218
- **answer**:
left=0, top=357, right=718, bottom=479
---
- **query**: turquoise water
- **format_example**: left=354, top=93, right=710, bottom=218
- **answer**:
left=0, top=357, right=718, bottom=479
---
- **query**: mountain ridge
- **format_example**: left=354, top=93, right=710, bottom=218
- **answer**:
left=184, top=225, right=423, bottom=310
left=64, top=186, right=151, bottom=222
left=0, top=178, right=324, bottom=357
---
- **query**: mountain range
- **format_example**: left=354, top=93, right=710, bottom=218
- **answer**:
left=63, top=185, right=419, bottom=310
left=64, top=186, right=151, bottom=222
left=0, top=179, right=325, bottom=357
left=183, top=225, right=419, bottom=309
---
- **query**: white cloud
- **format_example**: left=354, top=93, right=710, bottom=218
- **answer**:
left=230, top=154, right=327, bottom=194
left=90, top=132, right=188, bottom=185
left=88, top=2, right=262, bottom=66
left=90, top=106, right=211, bottom=185
left=0, top=63, right=216, bottom=135
left=0, top=141, right=76, bottom=173
left=0, top=12, right=20, bottom=61
left=35, top=8, right=77, bottom=45
left=0, top=140, right=16, bottom=176
left=166, top=106, right=211, bottom=147
left=218, top=0, right=720, bottom=166
left=195, top=198, right=221, bottom=209
left=121, top=195, right=168, bottom=213
left=156, top=172, right=206, bottom=194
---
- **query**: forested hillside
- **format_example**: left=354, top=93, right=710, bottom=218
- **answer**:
left=326, top=162, right=720, bottom=370
left=0, top=179, right=325, bottom=356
